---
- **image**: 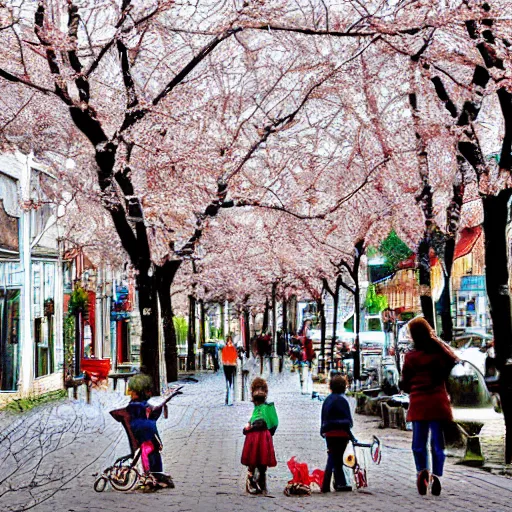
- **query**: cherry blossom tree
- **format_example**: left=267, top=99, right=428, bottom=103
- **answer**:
left=1, top=0, right=379, bottom=388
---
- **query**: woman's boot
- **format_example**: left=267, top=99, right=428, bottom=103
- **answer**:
left=246, top=470, right=261, bottom=494
left=257, top=468, right=267, bottom=494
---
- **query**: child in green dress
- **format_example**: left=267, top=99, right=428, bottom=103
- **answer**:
left=241, top=377, right=278, bottom=494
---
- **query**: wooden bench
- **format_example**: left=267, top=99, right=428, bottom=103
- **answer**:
left=178, top=355, right=187, bottom=371
left=108, top=371, right=137, bottom=392
left=65, top=375, right=90, bottom=403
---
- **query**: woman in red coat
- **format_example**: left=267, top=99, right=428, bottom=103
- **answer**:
left=400, top=317, right=459, bottom=497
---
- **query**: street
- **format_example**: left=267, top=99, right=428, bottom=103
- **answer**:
left=3, top=369, right=510, bottom=512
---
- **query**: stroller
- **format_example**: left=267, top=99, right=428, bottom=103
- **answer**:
left=343, top=435, right=382, bottom=489
left=93, top=386, right=183, bottom=492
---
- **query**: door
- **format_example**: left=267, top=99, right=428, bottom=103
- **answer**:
left=0, top=289, right=20, bottom=391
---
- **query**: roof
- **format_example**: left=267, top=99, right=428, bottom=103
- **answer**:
left=396, top=225, right=482, bottom=269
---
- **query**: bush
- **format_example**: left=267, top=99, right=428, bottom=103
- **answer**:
left=173, top=316, right=188, bottom=344
left=68, top=285, right=88, bottom=315
left=2, top=390, right=67, bottom=413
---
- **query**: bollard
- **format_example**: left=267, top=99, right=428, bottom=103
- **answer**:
left=456, top=421, right=485, bottom=467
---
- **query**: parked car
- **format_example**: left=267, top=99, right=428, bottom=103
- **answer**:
left=359, top=314, right=386, bottom=354
left=451, top=332, right=494, bottom=377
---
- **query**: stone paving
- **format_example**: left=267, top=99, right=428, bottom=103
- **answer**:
left=2, top=368, right=512, bottom=512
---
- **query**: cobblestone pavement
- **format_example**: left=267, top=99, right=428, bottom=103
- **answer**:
left=4, top=369, right=512, bottom=512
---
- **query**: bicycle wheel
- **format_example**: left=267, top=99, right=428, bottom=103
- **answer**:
left=110, top=466, right=139, bottom=491
left=94, top=476, right=108, bottom=493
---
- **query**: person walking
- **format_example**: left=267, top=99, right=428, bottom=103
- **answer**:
left=400, top=317, right=459, bottom=497
left=222, top=335, right=238, bottom=405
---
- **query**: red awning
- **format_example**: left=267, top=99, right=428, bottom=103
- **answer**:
left=397, top=254, right=416, bottom=269
left=454, top=226, right=482, bottom=260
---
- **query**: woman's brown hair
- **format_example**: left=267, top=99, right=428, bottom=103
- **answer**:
left=408, top=317, right=452, bottom=354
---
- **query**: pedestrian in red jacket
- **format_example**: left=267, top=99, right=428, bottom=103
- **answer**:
left=400, top=317, right=459, bottom=497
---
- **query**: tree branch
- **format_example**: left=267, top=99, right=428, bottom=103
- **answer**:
left=120, top=28, right=242, bottom=132
left=0, top=67, right=54, bottom=95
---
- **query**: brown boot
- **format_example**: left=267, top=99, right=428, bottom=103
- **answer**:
left=246, top=471, right=261, bottom=494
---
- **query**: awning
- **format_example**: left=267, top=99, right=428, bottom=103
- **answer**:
left=397, top=254, right=416, bottom=269
left=454, top=226, right=482, bottom=260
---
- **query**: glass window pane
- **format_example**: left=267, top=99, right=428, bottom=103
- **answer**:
left=32, top=262, right=42, bottom=318
left=44, top=263, right=55, bottom=300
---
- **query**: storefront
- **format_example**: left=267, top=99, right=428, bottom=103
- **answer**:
left=451, top=227, right=489, bottom=333
left=0, top=171, right=21, bottom=391
left=1, top=153, right=64, bottom=402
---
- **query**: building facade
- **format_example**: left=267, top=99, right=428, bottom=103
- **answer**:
left=0, top=152, right=64, bottom=403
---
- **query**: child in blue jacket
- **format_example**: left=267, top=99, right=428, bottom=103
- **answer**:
left=320, top=374, right=356, bottom=492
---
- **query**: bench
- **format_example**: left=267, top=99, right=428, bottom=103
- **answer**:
left=178, top=355, right=187, bottom=371
left=380, top=401, right=407, bottom=430
left=108, top=371, right=137, bottom=392
left=65, top=375, right=90, bottom=403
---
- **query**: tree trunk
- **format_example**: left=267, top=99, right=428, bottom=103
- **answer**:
left=271, top=282, right=277, bottom=354
left=330, top=277, right=341, bottom=370
left=187, top=295, right=196, bottom=371
left=219, top=302, right=225, bottom=339
left=136, top=272, right=160, bottom=395
left=353, top=241, right=363, bottom=382
left=281, top=298, right=288, bottom=373
left=439, top=236, right=456, bottom=341
left=155, top=261, right=181, bottom=383
left=482, top=190, right=512, bottom=464
left=199, top=299, right=206, bottom=346
left=250, top=311, right=256, bottom=338
left=282, top=298, right=288, bottom=341
left=289, top=295, right=297, bottom=334
left=317, top=297, right=327, bottom=373
left=418, top=238, right=435, bottom=328
left=262, top=298, right=269, bottom=334
left=243, top=307, right=250, bottom=354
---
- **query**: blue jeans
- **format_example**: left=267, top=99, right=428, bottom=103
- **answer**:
left=412, top=421, right=446, bottom=476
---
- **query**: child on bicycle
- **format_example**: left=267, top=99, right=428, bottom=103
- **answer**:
left=320, top=374, right=355, bottom=492
left=241, top=377, right=278, bottom=494
left=126, top=374, right=174, bottom=489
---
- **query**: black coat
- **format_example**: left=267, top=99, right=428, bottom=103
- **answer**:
left=320, top=393, right=353, bottom=437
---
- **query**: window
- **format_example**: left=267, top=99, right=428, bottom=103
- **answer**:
left=32, top=261, right=42, bottom=318
left=367, top=318, right=383, bottom=332
left=35, top=315, right=55, bottom=378
left=33, top=262, right=56, bottom=378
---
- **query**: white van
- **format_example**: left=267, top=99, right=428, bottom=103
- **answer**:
left=359, top=314, right=386, bottom=354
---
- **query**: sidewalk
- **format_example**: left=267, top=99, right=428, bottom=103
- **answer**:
left=15, top=367, right=508, bottom=512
